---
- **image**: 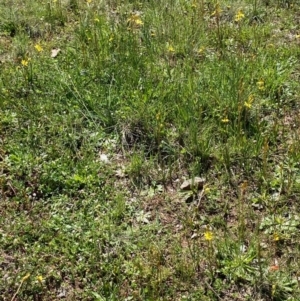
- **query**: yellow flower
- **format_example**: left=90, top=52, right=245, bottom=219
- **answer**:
left=211, top=3, right=222, bottom=17
left=21, top=59, right=29, bottom=66
left=273, top=233, right=280, bottom=241
left=127, top=14, right=143, bottom=27
left=204, top=231, right=214, bottom=241
left=244, top=94, right=254, bottom=109
left=221, top=117, right=229, bottom=123
left=257, top=79, right=265, bottom=91
left=134, top=18, right=143, bottom=26
left=34, top=44, right=43, bottom=52
left=167, top=45, right=175, bottom=53
left=94, top=17, right=100, bottom=22
left=86, top=0, right=92, bottom=3
left=204, top=184, right=210, bottom=193
left=235, top=10, right=245, bottom=22
left=244, top=101, right=251, bottom=109
left=36, top=275, right=43, bottom=282
left=22, top=273, right=31, bottom=282
left=198, top=47, right=205, bottom=54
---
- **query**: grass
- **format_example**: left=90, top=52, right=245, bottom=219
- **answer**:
left=0, top=0, right=300, bottom=300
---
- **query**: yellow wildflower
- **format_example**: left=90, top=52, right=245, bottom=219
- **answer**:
left=198, top=47, right=205, bottom=54
left=36, top=275, right=43, bottom=282
left=244, top=94, right=254, bottom=109
left=273, top=233, right=280, bottom=241
left=168, top=45, right=175, bottom=53
left=235, top=10, right=245, bottom=22
left=94, top=17, right=100, bottom=22
left=204, top=184, right=210, bottom=193
left=204, top=231, right=214, bottom=241
left=134, top=18, right=143, bottom=26
left=86, top=0, right=92, bottom=3
left=21, top=59, right=29, bottom=66
left=221, top=117, right=229, bottom=123
left=211, top=3, right=222, bottom=17
left=244, top=102, right=251, bottom=109
left=257, top=79, right=265, bottom=91
left=127, top=14, right=143, bottom=27
left=34, top=44, right=43, bottom=52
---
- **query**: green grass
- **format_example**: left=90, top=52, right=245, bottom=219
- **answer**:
left=1, top=0, right=300, bottom=300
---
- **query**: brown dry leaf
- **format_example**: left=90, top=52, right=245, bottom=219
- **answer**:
left=269, top=265, right=279, bottom=271
left=51, top=48, right=61, bottom=58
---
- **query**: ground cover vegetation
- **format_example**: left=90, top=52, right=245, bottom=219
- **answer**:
left=0, top=0, right=300, bottom=300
